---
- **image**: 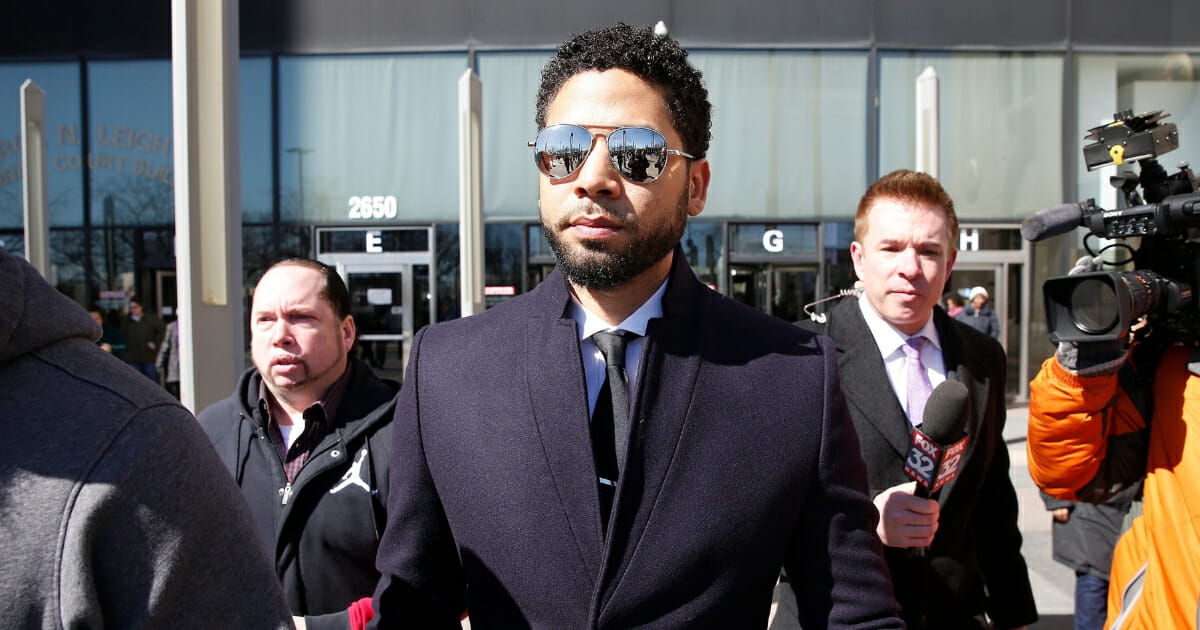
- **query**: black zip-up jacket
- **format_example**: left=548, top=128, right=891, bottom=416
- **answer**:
left=198, top=359, right=399, bottom=620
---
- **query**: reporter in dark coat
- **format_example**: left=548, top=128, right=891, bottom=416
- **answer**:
left=802, top=170, right=1036, bottom=629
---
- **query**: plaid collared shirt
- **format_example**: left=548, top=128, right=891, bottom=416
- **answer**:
left=259, top=362, right=353, bottom=483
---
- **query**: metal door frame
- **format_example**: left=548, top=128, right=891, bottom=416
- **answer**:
left=954, top=248, right=1030, bottom=402
left=315, top=226, right=435, bottom=371
left=728, top=263, right=820, bottom=320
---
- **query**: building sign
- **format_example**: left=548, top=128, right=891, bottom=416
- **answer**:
left=366, top=288, right=393, bottom=305
left=958, top=226, right=1023, bottom=251
left=484, top=285, right=516, bottom=309
left=53, top=124, right=174, bottom=186
left=763, top=229, right=784, bottom=253
left=0, top=135, right=22, bottom=186
left=318, top=228, right=430, bottom=254
left=348, top=195, right=399, bottom=220
left=97, top=290, right=128, bottom=312
left=366, top=230, right=383, bottom=253
left=959, top=228, right=980, bottom=251
left=728, top=223, right=818, bottom=258
left=0, top=122, right=176, bottom=211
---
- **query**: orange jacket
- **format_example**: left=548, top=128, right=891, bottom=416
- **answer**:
left=1028, top=347, right=1200, bottom=629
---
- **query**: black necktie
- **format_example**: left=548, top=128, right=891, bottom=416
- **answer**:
left=590, top=330, right=634, bottom=530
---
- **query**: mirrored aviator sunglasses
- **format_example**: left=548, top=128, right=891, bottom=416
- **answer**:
left=529, top=124, right=694, bottom=184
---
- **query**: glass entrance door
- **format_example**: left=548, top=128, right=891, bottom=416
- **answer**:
left=345, top=268, right=407, bottom=372
left=321, top=260, right=432, bottom=381
left=729, top=264, right=818, bottom=322
left=949, top=262, right=1025, bottom=401
left=315, top=226, right=434, bottom=380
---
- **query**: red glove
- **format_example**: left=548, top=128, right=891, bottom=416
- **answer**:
left=347, top=597, right=374, bottom=630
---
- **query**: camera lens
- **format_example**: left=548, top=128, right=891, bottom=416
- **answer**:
left=1069, top=277, right=1119, bottom=333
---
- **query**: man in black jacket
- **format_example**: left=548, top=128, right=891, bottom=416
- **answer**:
left=120, top=296, right=165, bottom=380
left=198, top=258, right=399, bottom=630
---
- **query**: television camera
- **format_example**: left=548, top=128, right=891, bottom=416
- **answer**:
left=1021, top=109, right=1200, bottom=344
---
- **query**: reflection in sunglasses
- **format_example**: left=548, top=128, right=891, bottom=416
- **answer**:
left=530, top=124, right=692, bottom=184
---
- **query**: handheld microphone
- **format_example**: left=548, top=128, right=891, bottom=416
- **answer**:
left=1019, top=202, right=1085, bottom=242
left=904, top=380, right=970, bottom=499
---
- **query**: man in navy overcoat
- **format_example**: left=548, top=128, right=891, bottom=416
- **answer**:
left=368, top=23, right=902, bottom=630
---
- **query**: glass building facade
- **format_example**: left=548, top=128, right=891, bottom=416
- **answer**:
left=3, top=3, right=1199, bottom=398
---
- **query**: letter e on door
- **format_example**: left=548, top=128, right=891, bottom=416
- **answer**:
left=366, top=230, right=383, bottom=253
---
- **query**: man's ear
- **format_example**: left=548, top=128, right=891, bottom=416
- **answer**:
left=687, top=158, right=711, bottom=217
left=850, top=241, right=866, bottom=281
left=341, top=315, right=356, bottom=350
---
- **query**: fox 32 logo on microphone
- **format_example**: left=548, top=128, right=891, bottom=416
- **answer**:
left=905, top=430, right=968, bottom=495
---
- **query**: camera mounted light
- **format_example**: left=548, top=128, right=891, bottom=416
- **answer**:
left=1031, top=108, right=1200, bottom=346
left=1083, top=110, right=1179, bottom=171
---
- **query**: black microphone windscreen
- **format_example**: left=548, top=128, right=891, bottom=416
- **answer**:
left=1020, top=203, right=1084, bottom=242
left=920, top=380, right=969, bottom=444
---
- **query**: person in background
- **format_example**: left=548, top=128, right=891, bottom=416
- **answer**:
left=1041, top=483, right=1140, bottom=630
left=802, top=170, right=1036, bottom=629
left=120, top=295, right=165, bottom=380
left=942, top=292, right=964, bottom=318
left=367, top=22, right=902, bottom=629
left=955, top=285, right=1000, bottom=339
left=88, top=305, right=126, bottom=355
left=156, top=315, right=181, bottom=398
left=0, top=248, right=293, bottom=629
left=198, top=258, right=400, bottom=630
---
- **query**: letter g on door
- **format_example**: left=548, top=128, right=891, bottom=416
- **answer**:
left=763, top=229, right=784, bottom=253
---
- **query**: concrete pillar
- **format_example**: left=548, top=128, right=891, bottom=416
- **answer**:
left=916, top=66, right=939, bottom=178
left=458, top=68, right=484, bottom=317
left=20, top=80, right=50, bottom=277
left=171, top=0, right=243, bottom=413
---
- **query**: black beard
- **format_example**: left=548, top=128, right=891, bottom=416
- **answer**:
left=542, top=188, right=689, bottom=291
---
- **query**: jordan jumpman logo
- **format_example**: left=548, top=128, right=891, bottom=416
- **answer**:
left=330, top=448, right=371, bottom=494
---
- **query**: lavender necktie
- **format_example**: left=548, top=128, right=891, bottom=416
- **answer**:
left=903, top=336, right=933, bottom=426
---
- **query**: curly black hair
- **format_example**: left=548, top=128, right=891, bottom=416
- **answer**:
left=535, top=22, right=712, bottom=159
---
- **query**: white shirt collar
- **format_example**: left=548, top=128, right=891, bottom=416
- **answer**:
left=569, top=279, right=667, bottom=417
left=570, top=279, right=668, bottom=341
left=856, top=292, right=941, bottom=358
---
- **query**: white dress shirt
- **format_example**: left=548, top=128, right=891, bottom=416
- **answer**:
left=569, top=279, right=667, bottom=418
left=856, top=293, right=947, bottom=421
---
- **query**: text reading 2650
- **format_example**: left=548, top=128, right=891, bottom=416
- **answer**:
left=348, top=196, right=398, bottom=220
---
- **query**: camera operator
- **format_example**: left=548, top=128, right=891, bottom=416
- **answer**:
left=1026, top=109, right=1200, bottom=628
left=1027, top=255, right=1197, bottom=629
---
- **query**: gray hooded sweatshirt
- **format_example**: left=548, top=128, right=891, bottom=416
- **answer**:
left=0, top=249, right=294, bottom=629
